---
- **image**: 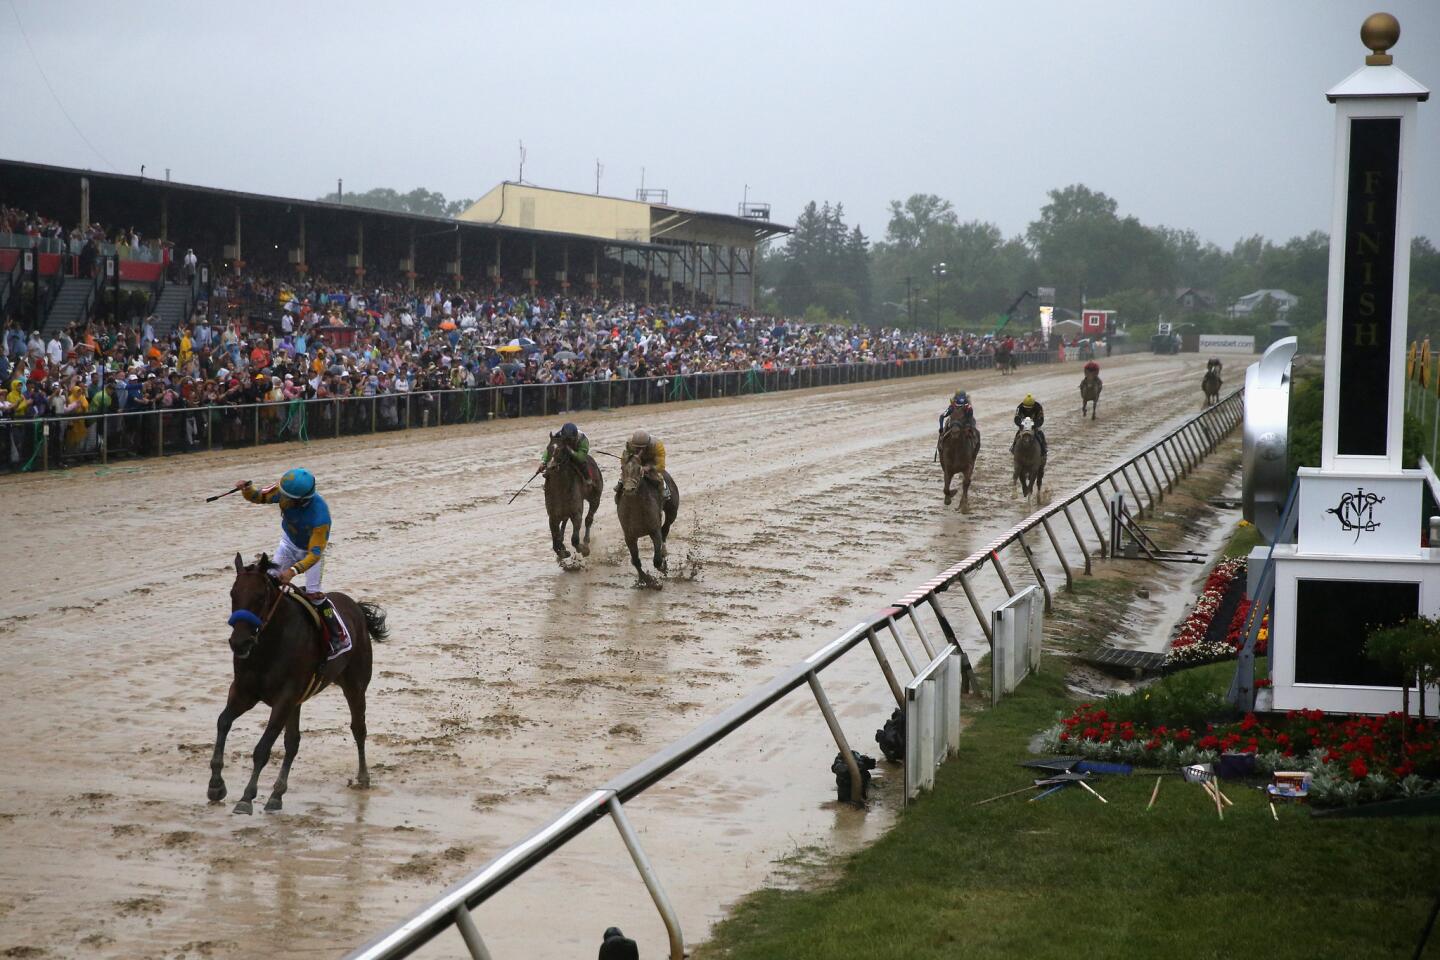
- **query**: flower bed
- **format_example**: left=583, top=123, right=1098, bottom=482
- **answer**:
left=1162, top=557, right=1267, bottom=670
left=1040, top=703, right=1440, bottom=807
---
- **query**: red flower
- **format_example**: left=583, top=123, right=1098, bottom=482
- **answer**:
left=1349, top=757, right=1369, bottom=779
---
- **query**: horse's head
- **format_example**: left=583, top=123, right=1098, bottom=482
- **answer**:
left=543, top=433, right=563, bottom=477
left=228, top=552, right=276, bottom=660
left=1019, top=416, right=1035, bottom=434
left=620, top=453, right=644, bottom=494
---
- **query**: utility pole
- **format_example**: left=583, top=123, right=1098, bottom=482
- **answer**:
left=596, top=159, right=603, bottom=194
left=518, top=141, right=526, bottom=182
left=337, top=178, right=343, bottom=204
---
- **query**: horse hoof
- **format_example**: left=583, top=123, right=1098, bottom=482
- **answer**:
left=351, top=775, right=372, bottom=790
left=232, top=800, right=253, bottom=816
left=264, top=796, right=283, bottom=812
left=207, top=783, right=227, bottom=802
left=579, top=543, right=591, bottom=557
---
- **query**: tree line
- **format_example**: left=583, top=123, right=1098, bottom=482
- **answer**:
left=759, top=184, right=1440, bottom=349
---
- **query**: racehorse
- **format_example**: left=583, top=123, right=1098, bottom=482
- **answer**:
left=1080, top=368, right=1103, bottom=419
left=210, top=554, right=386, bottom=815
left=1012, top=417, right=1046, bottom=501
left=615, top=456, right=679, bottom=586
left=995, top=345, right=1016, bottom=375
left=1202, top=367, right=1223, bottom=407
left=543, top=433, right=602, bottom=563
left=939, top=420, right=981, bottom=507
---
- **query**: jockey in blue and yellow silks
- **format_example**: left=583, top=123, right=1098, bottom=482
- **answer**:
left=234, top=468, right=331, bottom=593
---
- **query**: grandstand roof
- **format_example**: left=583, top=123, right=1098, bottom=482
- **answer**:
left=0, top=157, right=685, bottom=252
left=457, top=182, right=790, bottom=248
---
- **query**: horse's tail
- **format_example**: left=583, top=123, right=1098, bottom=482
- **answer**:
left=359, top=601, right=390, bottom=643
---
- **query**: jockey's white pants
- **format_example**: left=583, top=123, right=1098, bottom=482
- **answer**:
left=272, top=534, right=324, bottom=592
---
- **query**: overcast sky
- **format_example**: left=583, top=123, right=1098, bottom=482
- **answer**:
left=2, top=1, right=1437, bottom=248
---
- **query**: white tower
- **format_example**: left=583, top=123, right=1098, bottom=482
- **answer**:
left=1267, top=13, right=1433, bottom=715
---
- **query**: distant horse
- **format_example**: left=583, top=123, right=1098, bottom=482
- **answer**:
left=1012, top=418, right=1046, bottom=501
left=615, top=457, right=679, bottom=586
left=1202, top=368, right=1223, bottom=407
left=209, top=554, right=386, bottom=815
left=1080, top=369, right=1103, bottom=419
left=544, top=434, right=602, bottom=562
left=996, top=345, right=1016, bottom=376
left=939, top=420, right=981, bottom=507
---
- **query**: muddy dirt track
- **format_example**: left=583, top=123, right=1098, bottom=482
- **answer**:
left=0, top=354, right=1221, bottom=959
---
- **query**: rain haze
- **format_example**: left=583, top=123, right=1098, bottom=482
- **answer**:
left=3, top=0, right=1437, bottom=243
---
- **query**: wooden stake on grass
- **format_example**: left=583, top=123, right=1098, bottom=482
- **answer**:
left=973, top=784, right=1038, bottom=806
left=1078, top=780, right=1108, bottom=804
left=1270, top=801, right=1279, bottom=821
left=1204, top=780, right=1224, bottom=820
left=1147, top=776, right=1162, bottom=810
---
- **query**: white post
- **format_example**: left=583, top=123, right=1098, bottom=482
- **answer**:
left=1318, top=14, right=1428, bottom=474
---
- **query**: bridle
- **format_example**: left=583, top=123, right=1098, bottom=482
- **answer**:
left=227, top=572, right=288, bottom=647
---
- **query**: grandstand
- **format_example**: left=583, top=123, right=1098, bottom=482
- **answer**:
left=0, top=158, right=789, bottom=335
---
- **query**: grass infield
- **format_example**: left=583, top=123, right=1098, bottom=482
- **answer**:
left=698, top=589, right=1440, bottom=960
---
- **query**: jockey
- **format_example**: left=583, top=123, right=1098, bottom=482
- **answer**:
left=540, top=422, right=598, bottom=492
left=619, top=428, right=669, bottom=500
left=1012, top=394, right=1047, bottom=457
left=1083, top=360, right=1101, bottom=378
left=234, top=468, right=331, bottom=594
left=939, top=390, right=976, bottom=434
left=1207, top=357, right=1223, bottom=375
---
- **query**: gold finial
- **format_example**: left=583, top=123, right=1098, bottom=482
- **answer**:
left=1361, top=12, right=1400, bottom=66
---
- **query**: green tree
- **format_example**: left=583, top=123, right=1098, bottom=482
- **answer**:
left=318, top=186, right=475, bottom=218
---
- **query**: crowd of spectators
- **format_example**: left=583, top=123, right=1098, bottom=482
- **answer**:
left=1, top=204, right=170, bottom=267
left=3, top=204, right=1054, bottom=467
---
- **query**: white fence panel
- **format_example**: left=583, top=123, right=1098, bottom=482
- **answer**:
left=904, top=644, right=962, bottom=803
left=991, top=586, right=1044, bottom=706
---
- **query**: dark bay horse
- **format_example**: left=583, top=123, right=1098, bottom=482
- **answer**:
left=543, top=434, right=602, bottom=562
left=1080, top=371, right=1103, bottom=419
left=615, top=457, right=679, bottom=586
left=210, top=554, right=386, bottom=815
left=1013, top=419, right=1046, bottom=501
left=1202, top=368, right=1222, bottom=407
left=995, top=345, right=1016, bottom=375
left=939, top=421, right=980, bottom=507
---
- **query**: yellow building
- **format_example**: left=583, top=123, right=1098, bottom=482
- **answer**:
left=459, top=182, right=788, bottom=307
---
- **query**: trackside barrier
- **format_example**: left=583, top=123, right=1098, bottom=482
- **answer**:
left=0, top=350, right=1062, bottom=474
left=904, top=644, right=963, bottom=803
left=991, top=585, right=1043, bottom=706
left=348, top=387, right=1245, bottom=960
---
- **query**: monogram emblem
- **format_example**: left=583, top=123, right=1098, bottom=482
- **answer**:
left=1326, top=487, right=1385, bottom=542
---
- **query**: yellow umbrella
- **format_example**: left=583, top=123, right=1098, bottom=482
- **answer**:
left=496, top=344, right=523, bottom=354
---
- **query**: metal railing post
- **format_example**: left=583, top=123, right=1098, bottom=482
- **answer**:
left=905, top=606, right=939, bottom=660
left=884, top=616, right=922, bottom=674
left=957, top=570, right=995, bottom=646
left=1143, top=450, right=1168, bottom=499
left=1041, top=516, right=1076, bottom=590
left=865, top=628, right=905, bottom=706
left=1178, top=423, right=1201, bottom=468
left=157, top=410, right=165, bottom=457
left=1061, top=504, right=1092, bottom=575
left=990, top=550, right=1016, bottom=597
left=1015, top=531, right=1053, bottom=613
left=1160, top=436, right=1184, bottom=482
left=1079, top=489, right=1108, bottom=557
left=453, top=907, right=493, bottom=960
left=807, top=672, right=864, bottom=805
left=1149, top=448, right=1173, bottom=493
left=1121, top=463, right=1149, bottom=516
left=607, top=797, right=685, bottom=960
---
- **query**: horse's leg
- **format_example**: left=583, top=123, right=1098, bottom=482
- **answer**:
left=208, top=685, right=257, bottom=802
left=550, top=513, right=569, bottom=560
left=341, top=675, right=369, bottom=789
left=627, top=533, right=648, bottom=584
left=652, top=524, right=668, bottom=575
left=581, top=494, right=598, bottom=556
left=234, top=699, right=294, bottom=815
left=264, top=706, right=302, bottom=812
left=961, top=465, right=972, bottom=505
left=943, top=463, right=954, bottom=505
left=569, top=504, right=584, bottom=556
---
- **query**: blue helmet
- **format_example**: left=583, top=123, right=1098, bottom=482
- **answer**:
left=279, top=468, right=316, bottom=500
left=560, top=422, right=578, bottom=439
left=953, top=390, right=967, bottom=403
